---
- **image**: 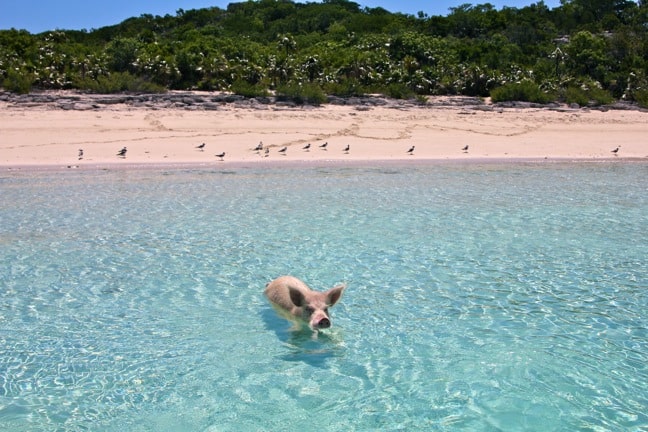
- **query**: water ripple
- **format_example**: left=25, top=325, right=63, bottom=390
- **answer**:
left=1, top=163, right=647, bottom=431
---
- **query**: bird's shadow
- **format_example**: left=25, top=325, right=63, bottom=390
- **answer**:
left=261, top=307, right=344, bottom=368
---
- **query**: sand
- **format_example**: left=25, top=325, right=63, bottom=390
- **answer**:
left=1, top=93, right=647, bottom=169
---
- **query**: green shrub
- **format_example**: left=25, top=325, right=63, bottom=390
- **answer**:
left=2, top=69, right=34, bottom=94
left=490, top=80, right=553, bottom=104
left=322, top=80, right=364, bottom=98
left=384, top=82, right=415, bottom=100
left=590, top=88, right=614, bottom=105
left=415, top=94, right=429, bottom=104
left=564, top=86, right=589, bottom=106
left=587, top=86, right=613, bottom=105
left=75, top=72, right=166, bottom=93
left=633, top=89, right=648, bottom=108
left=230, top=80, right=269, bottom=98
left=276, top=82, right=326, bottom=105
left=564, top=85, right=613, bottom=106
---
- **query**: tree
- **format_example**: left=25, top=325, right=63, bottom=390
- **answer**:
left=105, top=37, right=140, bottom=73
left=1, top=0, right=645, bottom=104
left=564, top=31, right=610, bottom=82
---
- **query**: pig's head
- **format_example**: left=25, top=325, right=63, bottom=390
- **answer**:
left=289, top=284, right=346, bottom=330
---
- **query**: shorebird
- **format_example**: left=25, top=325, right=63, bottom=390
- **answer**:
left=611, top=146, right=620, bottom=155
left=254, top=141, right=263, bottom=152
left=117, top=147, right=127, bottom=158
left=278, top=147, right=288, bottom=155
left=264, top=147, right=270, bottom=157
left=343, top=144, right=350, bottom=153
left=196, top=143, right=206, bottom=151
left=303, top=143, right=311, bottom=151
left=78, top=149, right=83, bottom=160
left=462, top=145, right=469, bottom=153
left=319, top=142, right=328, bottom=150
left=216, top=152, right=226, bottom=161
left=407, top=146, right=415, bottom=155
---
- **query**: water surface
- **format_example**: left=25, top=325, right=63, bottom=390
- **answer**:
left=1, top=162, right=647, bottom=431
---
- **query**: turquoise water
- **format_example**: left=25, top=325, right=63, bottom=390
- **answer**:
left=1, top=162, right=646, bottom=431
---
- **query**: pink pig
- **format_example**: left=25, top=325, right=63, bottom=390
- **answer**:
left=265, top=276, right=346, bottom=331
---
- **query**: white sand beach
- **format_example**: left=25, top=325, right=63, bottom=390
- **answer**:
left=1, top=92, right=646, bottom=168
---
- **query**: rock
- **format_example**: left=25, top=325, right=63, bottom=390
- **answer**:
left=224, top=94, right=246, bottom=103
left=72, top=103, right=96, bottom=110
left=252, top=97, right=273, bottom=104
left=327, top=96, right=347, bottom=105
left=275, top=101, right=297, bottom=108
left=202, top=102, right=220, bottom=110
left=95, top=97, right=126, bottom=104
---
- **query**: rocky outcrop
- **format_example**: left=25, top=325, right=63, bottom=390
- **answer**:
left=0, top=90, right=485, bottom=111
left=1, top=90, right=644, bottom=113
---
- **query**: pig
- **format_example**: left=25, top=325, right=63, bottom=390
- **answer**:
left=264, top=276, right=346, bottom=331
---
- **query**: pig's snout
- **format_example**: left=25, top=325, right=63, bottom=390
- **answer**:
left=309, top=310, right=331, bottom=329
left=316, top=317, right=331, bottom=329
left=304, top=305, right=333, bottom=330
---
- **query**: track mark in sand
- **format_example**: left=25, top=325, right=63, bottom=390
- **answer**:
left=271, top=125, right=355, bottom=148
left=412, top=121, right=542, bottom=137
left=338, top=121, right=412, bottom=141
left=144, top=113, right=169, bottom=131
left=271, top=121, right=412, bottom=144
left=338, top=123, right=360, bottom=137
left=5, top=132, right=215, bottom=150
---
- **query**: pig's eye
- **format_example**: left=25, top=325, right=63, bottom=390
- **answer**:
left=304, top=306, right=314, bottom=315
left=324, top=308, right=329, bottom=314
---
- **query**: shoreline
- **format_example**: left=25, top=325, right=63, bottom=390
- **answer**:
left=4, top=157, right=647, bottom=174
left=2, top=91, right=647, bottom=170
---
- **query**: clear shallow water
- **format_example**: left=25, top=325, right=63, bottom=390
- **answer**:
left=0, top=162, right=646, bottom=431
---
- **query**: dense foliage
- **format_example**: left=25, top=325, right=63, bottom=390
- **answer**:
left=1, top=0, right=647, bottom=106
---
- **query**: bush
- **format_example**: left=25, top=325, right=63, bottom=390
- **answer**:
left=564, top=85, right=613, bottom=106
left=323, top=80, right=364, bottom=98
left=2, top=69, right=34, bottom=94
left=230, top=80, right=269, bottom=98
left=276, top=82, right=326, bottom=105
left=490, top=80, right=553, bottom=103
left=384, top=82, right=415, bottom=99
left=633, top=89, right=648, bottom=109
left=564, top=86, right=589, bottom=106
left=75, top=72, right=166, bottom=93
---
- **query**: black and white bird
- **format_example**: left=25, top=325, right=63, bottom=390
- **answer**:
left=343, top=144, right=350, bottom=153
left=117, top=147, right=127, bottom=157
left=196, top=143, right=206, bottom=151
left=407, top=145, right=415, bottom=155
left=216, top=152, right=226, bottom=161
left=611, top=146, right=620, bottom=155
left=254, top=141, right=264, bottom=152
left=278, top=147, right=288, bottom=155
left=319, top=142, right=328, bottom=150
left=462, top=145, right=469, bottom=153
left=78, top=149, right=84, bottom=160
left=303, top=143, right=311, bottom=151
left=264, top=147, right=270, bottom=157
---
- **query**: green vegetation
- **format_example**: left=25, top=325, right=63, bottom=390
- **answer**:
left=490, top=80, right=553, bottom=104
left=563, top=83, right=614, bottom=106
left=276, top=82, right=327, bottom=105
left=74, top=72, right=167, bottom=93
left=1, top=0, right=647, bottom=105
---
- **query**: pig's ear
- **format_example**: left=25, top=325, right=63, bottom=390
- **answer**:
left=326, top=284, right=346, bottom=306
left=288, top=286, right=305, bottom=307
